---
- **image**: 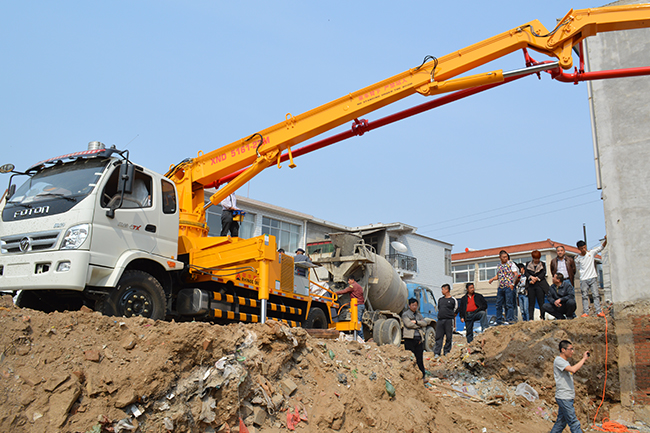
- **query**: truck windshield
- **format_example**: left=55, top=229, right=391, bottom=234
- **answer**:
left=7, top=158, right=110, bottom=206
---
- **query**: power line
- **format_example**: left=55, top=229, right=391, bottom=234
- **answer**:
left=420, top=190, right=596, bottom=234
left=417, top=183, right=594, bottom=229
left=435, top=199, right=602, bottom=238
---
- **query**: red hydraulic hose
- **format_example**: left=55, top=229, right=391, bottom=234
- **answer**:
left=206, top=73, right=531, bottom=189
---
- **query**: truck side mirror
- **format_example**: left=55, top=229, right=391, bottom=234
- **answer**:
left=0, top=164, right=15, bottom=173
left=118, top=163, right=134, bottom=194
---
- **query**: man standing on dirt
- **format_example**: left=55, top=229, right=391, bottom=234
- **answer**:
left=401, top=298, right=427, bottom=381
left=575, top=236, right=607, bottom=318
left=434, top=284, right=457, bottom=359
left=459, top=283, right=488, bottom=343
left=551, top=340, right=589, bottom=433
left=335, top=277, right=365, bottom=340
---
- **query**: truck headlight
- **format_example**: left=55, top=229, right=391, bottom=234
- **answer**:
left=61, top=224, right=89, bottom=250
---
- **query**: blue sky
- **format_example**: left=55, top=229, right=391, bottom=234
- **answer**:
left=1, top=1, right=616, bottom=252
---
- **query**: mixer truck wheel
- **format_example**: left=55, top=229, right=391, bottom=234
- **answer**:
left=372, top=319, right=386, bottom=345
left=379, top=318, right=402, bottom=346
left=424, top=326, right=436, bottom=352
left=304, top=307, right=327, bottom=329
left=100, top=270, right=166, bottom=320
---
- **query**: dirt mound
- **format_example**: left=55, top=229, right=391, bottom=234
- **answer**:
left=0, top=294, right=643, bottom=432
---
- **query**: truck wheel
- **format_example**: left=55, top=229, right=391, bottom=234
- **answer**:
left=100, top=270, right=166, bottom=320
left=424, top=326, right=436, bottom=352
left=380, top=318, right=402, bottom=346
left=304, top=307, right=327, bottom=329
left=373, top=319, right=386, bottom=345
left=16, top=290, right=83, bottom=313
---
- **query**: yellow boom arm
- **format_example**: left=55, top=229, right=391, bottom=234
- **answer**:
left=167, top=4, right=650, bottom=252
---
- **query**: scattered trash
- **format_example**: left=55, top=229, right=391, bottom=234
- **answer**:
left=337, top=373, right=347, bottom=385
left=328, top=349, right=335, bottom=360
left=163, top=417, right=173, bottom=431
left=114, top=418, right=137, bottom=432
left=369, top=372, right=377, bottom=381
left=129, top=404, right=145, bottom=418
left=385, top=379, right=396, bottom=398
left=515, top=383, right=539, bottom=402
left=239, top=417, right=250, bottom=433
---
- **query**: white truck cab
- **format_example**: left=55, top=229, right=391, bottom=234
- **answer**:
left=0, top=142, right=183, bottom=319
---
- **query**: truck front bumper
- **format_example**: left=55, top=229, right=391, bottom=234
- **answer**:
left=0, top=250, right=91, bottom=291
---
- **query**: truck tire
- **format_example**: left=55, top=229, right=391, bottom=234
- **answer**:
left=379, top=318, right=402, bottom=346
left=424, top=326, right=436, bottom=352
left=304, top=307, right=327, bottom=329
left=99, top=270, right=166, bottom=320
left=16, top=290, right=83, bottom=313
left=372, top=319, right=386, bottom=345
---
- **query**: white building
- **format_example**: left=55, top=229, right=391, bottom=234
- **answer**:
left=205, top=193, right=453, bottom=295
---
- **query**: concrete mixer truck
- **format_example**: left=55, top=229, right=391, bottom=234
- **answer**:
left=311, top=233, right=438, bottom=350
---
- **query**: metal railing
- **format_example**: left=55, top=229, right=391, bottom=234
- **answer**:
left=386, top=253, right=417, bottom=272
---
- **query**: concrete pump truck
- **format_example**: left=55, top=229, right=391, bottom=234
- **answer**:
left=1, top=5, right=650, bottom=337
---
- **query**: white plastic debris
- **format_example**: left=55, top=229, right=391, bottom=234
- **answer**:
left=163, top=417, right=174, bottom=431
left=515, top=382, right=539, bottom=402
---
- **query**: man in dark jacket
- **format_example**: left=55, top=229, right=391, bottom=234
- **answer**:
left=542, top=273, right=577, bottom=320
left=550, top=246, right=577, bottom=287
left=459, top=283, right=488, bottom=343
left=434, top=284, right=457, bottom=358
left=401, top=298, right=428, bottom=381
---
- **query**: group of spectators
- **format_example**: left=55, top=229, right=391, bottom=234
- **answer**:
left=400, top=237, right=608, bottom=372
left=488, top=237, right=607, bottom=325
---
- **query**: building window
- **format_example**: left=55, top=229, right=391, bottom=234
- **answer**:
left=239, top=212, right=256, bottom=239
left=206, top=208, right=256, bottom=239
left=444, top=249, right=452, bottom=276
left=262, top=216, right=300, bottom=252
left=452, top=264, right=475, bottom=284
left=478, top=261, right=500, bottom=281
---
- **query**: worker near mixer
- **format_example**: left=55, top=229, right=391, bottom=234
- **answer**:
left=335, top=277, right=366, bottom=340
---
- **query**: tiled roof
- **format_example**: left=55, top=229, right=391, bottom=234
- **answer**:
left=452, top=239, right=582, bottom=261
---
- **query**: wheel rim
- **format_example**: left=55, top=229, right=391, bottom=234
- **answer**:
left=119, top=286, right=155, bottom=318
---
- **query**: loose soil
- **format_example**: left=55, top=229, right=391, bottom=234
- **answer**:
left=0, top=294, right=647, bottom=433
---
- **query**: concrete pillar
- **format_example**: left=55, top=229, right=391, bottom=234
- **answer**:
left=586, top=1, right=650, bottom=304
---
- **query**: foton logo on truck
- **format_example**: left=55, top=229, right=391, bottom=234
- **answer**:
left=14, top=206, right=50, bottom=218
left=117, top=222, right=142, bottom=231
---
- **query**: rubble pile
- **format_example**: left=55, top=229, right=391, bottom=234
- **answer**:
left=1, top=294, right=648, bottom=432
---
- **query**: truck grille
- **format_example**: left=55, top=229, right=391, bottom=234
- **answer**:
left=1, top=230, right=61, bottom=254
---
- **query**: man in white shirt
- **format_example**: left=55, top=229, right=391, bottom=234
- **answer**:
left=574, top=236, right=607, bottom=317
left=220, top=193, right=239, bottom=237
left=551, top=340, right=589, bottom=433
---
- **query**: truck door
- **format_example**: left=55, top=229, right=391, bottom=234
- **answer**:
left=420, top=287, right=438, bottom=320
left=91, top=166, right=158, bottom=268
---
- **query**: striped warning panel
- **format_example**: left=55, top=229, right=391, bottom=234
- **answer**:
left=267, top=303, right=301, bottom=316
left=212, top=309, right=259, bottom=322
left=278, top=319, right=300, bottom=328
left=211, top=292, right=302, bottom=316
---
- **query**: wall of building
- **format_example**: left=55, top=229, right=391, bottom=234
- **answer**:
left=401, top=233, right=452, bottom=296
left=586, top=3, right=650, bottom=303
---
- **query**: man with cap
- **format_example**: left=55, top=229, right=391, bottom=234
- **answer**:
left=293, top=248, right=311, bottom=277
left=402, top=297, right=428, bottom=381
